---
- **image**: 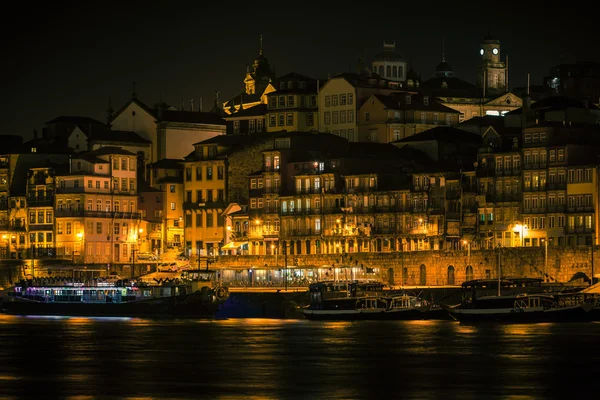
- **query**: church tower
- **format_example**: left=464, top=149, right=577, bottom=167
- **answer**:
left=477, top=32, right=508, bottom=96
left=244, top=35, right=275, bottom=95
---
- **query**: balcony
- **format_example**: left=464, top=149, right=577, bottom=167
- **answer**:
left=567, top=206, right=594, bottom=213
left=284, top=229, right=318, bottom=237
left=55, top=210, right=142, bottom=219
left=27, top=197, right=54, bottom=207
left=296, top=188, right=321, bottom=194
left=565, top=227, right=593, bottom=234
left=372, top=227, right=396, bottom=234
left=183, top=201, right=226, bottom=210
left=547, top=206, right=567, bottom=213
left=28, top=224, right=54, bottom=231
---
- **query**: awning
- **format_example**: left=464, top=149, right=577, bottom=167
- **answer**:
left=221, top=241, right=248, bottom=250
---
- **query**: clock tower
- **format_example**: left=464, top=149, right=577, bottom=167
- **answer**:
left=477, top=32, right=508, bottom=96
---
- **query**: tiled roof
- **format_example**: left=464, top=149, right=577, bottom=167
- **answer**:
left=394, top=126, right=482, bottom=144
left=224, top=92, right=263, bottom=108
left=225, top=104, right=267, bottom=118
left=505, top=96, right=600, bottom=115
left=420, top=76, right=477, bottom=91
left=151, top=158, right=184, bottom=169
left=90, top=129, right=151, bottom=144
left=87, top=146, right=136, bottom=156
left=45, top=116, right=106, bottom=125
left=157, top=110, right=226, bottom=125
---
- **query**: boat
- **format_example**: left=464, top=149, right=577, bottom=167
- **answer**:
left=0, top=268, right=230, bottom=318
left=441, top=277, right=592, bottom=323
left=303, top=280, right=434, bottom=321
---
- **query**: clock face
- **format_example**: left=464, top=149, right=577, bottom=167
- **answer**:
left=492, top=48, right=499, bottom=55
left=480, top=48, right=484, bottom=56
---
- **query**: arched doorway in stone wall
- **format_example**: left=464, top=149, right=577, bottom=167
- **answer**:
left=447, top=266, right=455, bottom=285
left=419, top=264, right=426, bottom=285
left=466, top=265, right=474, bottom=281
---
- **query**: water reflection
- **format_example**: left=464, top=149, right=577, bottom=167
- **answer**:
left=0, top=316, right=598, bottom=399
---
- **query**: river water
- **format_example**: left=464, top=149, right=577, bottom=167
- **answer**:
left=0, top=315, right=598, bottom=399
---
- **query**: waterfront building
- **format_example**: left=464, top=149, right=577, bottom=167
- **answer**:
left=223, top=104, right=267, bottom=135
left=318, top=72, right=402, bottom=142
left=147, top=159, right=184, bottom=254
left=357, top=92, right=460, bottom=143
left=138, top=185, right=164, bottom=256
left=182, top=133, right=275, bottom=261
left=266, top=72, right=320, bottom=133
left=54, top=147, right=141, bottom=266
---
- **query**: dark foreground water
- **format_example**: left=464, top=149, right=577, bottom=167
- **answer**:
left=0, top=315, right=599, bottom=399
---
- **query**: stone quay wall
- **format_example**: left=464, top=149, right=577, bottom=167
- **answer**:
left=0, top=247, right=595, bottom=289
left=212, top=246, right=596, bottom=286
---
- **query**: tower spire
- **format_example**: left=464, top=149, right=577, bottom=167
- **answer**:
left=106, top=96, right=113, bottom=124
left=442, top=36, right=445, bottom=62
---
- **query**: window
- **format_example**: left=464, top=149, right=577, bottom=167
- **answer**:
left=364, top=112, right=370, bottom=122
left=420, top=112, right=426, bottom=123
left=278, top=96, right=285, bottom=107
left=332, top=95, right=338, bottom=106
left=278, top=114, right=284, bottom=126
left=307, top=113, right=314, bottom=126
left=286, top=113, right=293, bottom=126
left=333, top=111, right=338, bottom=124
left=423, top=97, right=429, bottom=106
left=249, top=120, right=256, bottom=132
left=268, top=96, right=276, bottom=108
left=340, top=110, right=346, bottom=123
left=217, top=166, right=224, bottom=180
left=207, top=166, right=213, bottom=180
left=287, top=95, right=294, bottom=107
left=257, top=119, right=264, bottom=132
left=325, top=96, right=330, bottom=107
left=170, top=202, right=176, bottom=210
left=233, top=120, right=240, bottom=133
left=348, top=111, right=354, bottom=123
left=324, top=112, right=331, bottom=124
left=340, top=94, right=347, bottom=105
left=269, top=114, right=276, bottom=127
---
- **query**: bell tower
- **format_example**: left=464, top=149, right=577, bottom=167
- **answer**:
left=477, top=32, right=508, bottom=96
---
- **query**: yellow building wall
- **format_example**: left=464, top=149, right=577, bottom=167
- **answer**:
left=183, top=160, right=226, bottom=257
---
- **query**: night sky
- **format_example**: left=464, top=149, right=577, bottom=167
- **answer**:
left=1, top=1, right=597, bottom=140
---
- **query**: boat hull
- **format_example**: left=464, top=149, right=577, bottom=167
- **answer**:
left=303, top=307, right=431, bottom=321
left=0, top=292, right=221, bottom=318
left=442, top=304, right=592, bottom=323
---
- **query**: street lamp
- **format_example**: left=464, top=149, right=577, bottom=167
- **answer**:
left=74, top=232, right=83, bottom=264
left=541, top=237, right=548, bottom=283
left=463, top=240, right=471, bottom=265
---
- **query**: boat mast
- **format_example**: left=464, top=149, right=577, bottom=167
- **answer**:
left=497, top=248, right=501, bottom=297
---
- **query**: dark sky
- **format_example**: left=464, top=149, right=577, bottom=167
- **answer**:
left=1, top=1, right=598, bottom=140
